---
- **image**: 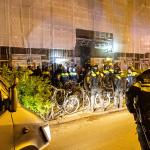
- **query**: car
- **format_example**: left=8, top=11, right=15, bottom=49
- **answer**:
left=0, top=76, right=51, bottom=150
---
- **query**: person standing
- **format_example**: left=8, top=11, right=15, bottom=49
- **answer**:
left=78, top=67, right=86, bottom=86
left=58, top=67, right=69, bottom=88
left=88, top=65, right=101, bottom=112
left=126, top=69, right=150, bottom=150
left=113, top=62, right=122, bottom=108
left=69, top=67, right=78, bottom=83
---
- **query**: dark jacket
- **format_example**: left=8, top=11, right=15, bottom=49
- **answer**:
left=126, top=69, right=150, bottom=114
left=89, top=71, right=101, bottom=89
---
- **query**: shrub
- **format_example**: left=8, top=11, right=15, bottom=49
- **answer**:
left=17, top=72, right=53, bottom=119
left=0, top=66, right=53, bottom=119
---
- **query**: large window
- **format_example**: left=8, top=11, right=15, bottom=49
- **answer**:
left=0, top=47, right=8, bottom=60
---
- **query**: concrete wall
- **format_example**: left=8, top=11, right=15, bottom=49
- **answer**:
left=0, top=0, right=150, bottom=53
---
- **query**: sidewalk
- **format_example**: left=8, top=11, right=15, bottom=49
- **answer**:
left=49, top=107, right=127, bottom=125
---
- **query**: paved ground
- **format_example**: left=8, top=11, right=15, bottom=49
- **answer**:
left=48, top=110, right=140, bottom=150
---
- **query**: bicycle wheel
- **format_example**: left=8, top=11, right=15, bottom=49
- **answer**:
left=95, top=92, right=111, bottom=109
left=103, top=92, right=111, bottom=109
left=47, top=104, right=64, bottom=120
left=83, top=93, right=90, bottom=109
left=63, top=95, right=80, bottom=114
left=94, top=93, right=101, bottom=108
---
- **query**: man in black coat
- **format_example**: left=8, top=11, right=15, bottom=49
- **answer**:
left=126, top=69, right=150, bottom=150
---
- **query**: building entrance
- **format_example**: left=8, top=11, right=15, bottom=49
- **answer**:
left=75, top=29, right=113, bottom=67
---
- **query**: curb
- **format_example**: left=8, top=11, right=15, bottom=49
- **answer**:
left=49, top=107, right=127, bottom=126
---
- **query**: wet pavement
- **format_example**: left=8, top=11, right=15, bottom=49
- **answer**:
left=48, top=110, right=140, bottom=150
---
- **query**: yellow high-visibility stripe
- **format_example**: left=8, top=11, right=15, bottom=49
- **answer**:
left=116, top=75, right=121, bottom=79
left=103, top=70, right=109, bottom=74
left=143, top=79, right=150, bottom=83
left=42, top=71, right=50, bottom=75
left=70, top=72, right=77, bottom=76
left=61, top=73, right=69, bottom=76
left=90, top=71, right=96, bottom=77
left=91, top=73, right=96, bottom=77
left=100, top=73, right=104, bottom=77
left=133, top=82, right=150, bottom=92
left=141, top=84, right=150, bottom=87
left=141, top=87, right=150, bottom=92
left=133, top=82, right=141, bottom=88
left=96, top=71, right=100, bottom=75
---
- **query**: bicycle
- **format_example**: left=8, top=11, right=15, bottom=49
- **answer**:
left=47, top=85, right=80, bottom=120
left=83, top=73, right=111, bottom=111
left=92, top=89, right=112, bottom=111
left=72, top=83, right=90, bottom=111
left=62, top=81, right=90, bottom=112
left=92, top=73, right=114, bottom=111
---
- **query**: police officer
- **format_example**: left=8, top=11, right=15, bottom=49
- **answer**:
left=88, top=65, right=101, bottom=112
left=27, top=66, right=34, bottom=76
left=126, top=69, right=150, bottom=150
left=127, top=65, right=138, bottom=88
left=58, top=67, right=69, bottom=87
left=78, top=67, right=86, bottom=86
left=102, top=62, right=114, bottom=90
left=69, top=67, right=78, bottom=83
left=114, top=62, right=121, bottom=75
left=34, top=66, right=42, bottom=76
left=113, top=62, right=122, bottom=108
left=42, top=67, right=50, bottom=79
left=53, top=64, right=63, bottom=87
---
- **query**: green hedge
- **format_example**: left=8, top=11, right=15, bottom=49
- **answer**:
left=0, top=66, right=53, bottom=119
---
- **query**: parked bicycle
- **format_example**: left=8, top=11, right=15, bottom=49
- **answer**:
left=92, top=89, right=112, bottom=111
left=72, top=83, right=90, bottom=111
left=95, top=71, right=114, bottom=110
left=47, top=85, right=80, bottom=120
left=83, top=73, right=112, bottom=111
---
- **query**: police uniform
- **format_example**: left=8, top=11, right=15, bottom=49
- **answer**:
left=89, top=66, right=101, bottom=111
left=69, top=68, right=78, bottom=82
left=113, top=65, right=122, bottom=108
left=78, top=68, right=86, bottom=86
left=127, top=66, right=138, bottom=88
left=102, top=67, right=114, bottom=90
left=59, top=70, right=69, bottom=87
left=126, top=69, right=150, bottom=150
left=42, top=70, right=50, bottom=79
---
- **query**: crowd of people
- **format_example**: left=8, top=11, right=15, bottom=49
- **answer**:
left=10, top=60, right=143, bottom=111
left=1, top=60, right=150, bottom=149
left=20, top=60, right=140, bottom=90
left=0, top=60, right=147, bottom=112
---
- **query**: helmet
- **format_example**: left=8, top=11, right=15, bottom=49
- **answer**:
left=72, top=67, right=76, bottom=72
left=109, top=63, right=113, bottom=67
left=63, top=66, right=68, bottom=72
left=104, top=64, right=109, bottom=70
left=92, top=65, right=98, bottom=71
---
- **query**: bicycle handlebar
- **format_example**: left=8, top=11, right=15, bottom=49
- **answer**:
left=50, top=85, right=65, bottom=93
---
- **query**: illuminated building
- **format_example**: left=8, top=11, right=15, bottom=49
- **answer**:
left=0, top=0, right=150, bottom=69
